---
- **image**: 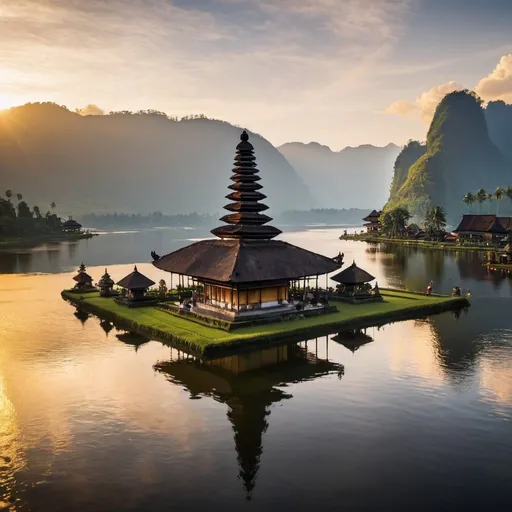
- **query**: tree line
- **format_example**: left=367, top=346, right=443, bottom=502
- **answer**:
left=380, top=205, right=447, bottom=239
left=80, top=212, right=217, bottom=229
left=463, top=186, right=512, bottom=215
left=0, top=190, right=61, bottom=238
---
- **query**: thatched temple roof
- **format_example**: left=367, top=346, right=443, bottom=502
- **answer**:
left=73, top=271, right=92, bottom=283
left=117, top=265, right=155, bottom=290
left=153, top=239, right=339, bottom=283
left=454, top=215, right=511, bottom=234
left=331, top=262, right=375, bottom=285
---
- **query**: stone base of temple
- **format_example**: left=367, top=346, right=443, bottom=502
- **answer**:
left=334, top=294, right=384, bottom=305
left=158, top=301, right=338, bottom=330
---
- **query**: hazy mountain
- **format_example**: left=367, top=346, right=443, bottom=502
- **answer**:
left=0, top=103, right=312, bottom=216
left=278, top=141, right=400, bottom=209
left=485, top=100, right=512, bottom=163
left=386, top=90, right=512, bottom=219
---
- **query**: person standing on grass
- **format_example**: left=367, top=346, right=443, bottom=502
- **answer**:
left=426, top=281, right=433, bottom=296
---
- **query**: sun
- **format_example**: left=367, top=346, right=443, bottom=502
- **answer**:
left=0, top=94, right=18, bottom=111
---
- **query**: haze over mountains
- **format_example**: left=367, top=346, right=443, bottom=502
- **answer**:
left=279, top=142, right=400, bottom=209
left=0, top=102, right=402, bottom=217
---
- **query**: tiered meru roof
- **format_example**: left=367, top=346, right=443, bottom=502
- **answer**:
left=153, top=131, right=339, bottom=283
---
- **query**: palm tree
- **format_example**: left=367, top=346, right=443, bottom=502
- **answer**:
left=476, top=188, right=486, bottom=214
left=16, top=193, right=23, bottom=202
left=50, top=201, right=56, bottom=210
left=505, top=185, right=512, bottom=206
left=463, top=192, right=475, bottom=213
left=5, top=190, right=12, bottom=202
left=494, top=187, right=503, bottom=215
left=486, top=192, right=493, bottom=213
left=425, top=206, right=447, bottom=237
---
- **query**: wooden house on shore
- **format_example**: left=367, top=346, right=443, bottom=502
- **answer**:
left=454, top=214, right=512, bottom=242
left=153, top=131, right=340, bottom=323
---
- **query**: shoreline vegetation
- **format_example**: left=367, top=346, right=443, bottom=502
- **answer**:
left=62, top=289, right=469, bottom=357
left=78, top=208, right=371, bottom=230
left=1, top=189, right=96, bottom=249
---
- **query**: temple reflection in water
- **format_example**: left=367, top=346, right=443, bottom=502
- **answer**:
left=154, top=339, right=343, bottom=500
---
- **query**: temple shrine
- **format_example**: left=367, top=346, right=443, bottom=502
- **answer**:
left=153, top=131, right=340, bottom=323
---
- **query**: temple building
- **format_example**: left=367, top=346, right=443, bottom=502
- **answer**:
left=454, top=214, right=512, bottom=242
left=331, top=261, right=382, bottom=302
left=362, top=210, right=382, bottom=233
left=153, top=131, right=340, bottom=323
left=116, top=265, right=155, bottom=304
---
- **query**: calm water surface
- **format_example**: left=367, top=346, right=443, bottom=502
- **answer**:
left=0, top=227, right=511, bottom=511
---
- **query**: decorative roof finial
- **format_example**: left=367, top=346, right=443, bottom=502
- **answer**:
left=134, top=265, right=138, bottom=272
left=241, top=130, right=249, bottom=142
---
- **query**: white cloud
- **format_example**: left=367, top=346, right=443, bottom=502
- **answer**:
left=476, top=54, right=512, bottom=103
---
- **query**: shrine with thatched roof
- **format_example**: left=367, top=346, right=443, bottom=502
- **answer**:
left=96, top=268, right=118, bottom=297
left=116, top=265, right=156, bottom=306
left=153, top=131, right=341, bottom=323
left=62, top=217, right=82, bottom=232
left=71, top=262, right=95, bottom=292
left=331, top=261, right=382, bottom=303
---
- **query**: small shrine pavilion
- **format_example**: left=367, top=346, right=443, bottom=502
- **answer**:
left=331, top=261, right=381, bottom=302
left=72, top=262, right=94, bottom=291
left=153, top=131, right=340, bottom=322
left=362, top=210, right=382, bottom=233
left=62, top=217, right=82, bottom=232
left=97, top=268, right=117, bottom=297
left=116, top=266, right=155, bottom=304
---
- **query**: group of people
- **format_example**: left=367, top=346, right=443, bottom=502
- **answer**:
left=425, top=281, right=471, bottom=298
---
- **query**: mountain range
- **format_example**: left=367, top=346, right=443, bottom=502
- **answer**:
left=278, top=142, right=400, bottom=209
left=0, top=102, right=403, bottom=218
left=0, top=103, right=312, bottom=216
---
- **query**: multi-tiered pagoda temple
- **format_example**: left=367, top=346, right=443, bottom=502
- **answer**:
left=153, top=131, right=340, bottom=322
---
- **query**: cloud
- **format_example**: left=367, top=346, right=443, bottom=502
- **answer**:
left=76, top=104, right=104, bottom=116
left=385, top=81, right=463, bottom=123
left=385, top=100, right=417, bottom=116
left=415, top=81, right=464, bottom=122
left=475, top=54, right=512, bottom=103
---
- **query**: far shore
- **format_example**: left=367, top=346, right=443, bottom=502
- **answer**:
left=341, top=233, right=499, bottom=253
left=0, top=231, right=97, bottom=249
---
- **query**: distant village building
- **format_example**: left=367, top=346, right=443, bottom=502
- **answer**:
left=153, top=130, right=340, bottom=323
left=453, top=215, right=512, bottom=241
left=62, top=217, right=82, bottom=232
left=362, top=210, right=382, bottom=233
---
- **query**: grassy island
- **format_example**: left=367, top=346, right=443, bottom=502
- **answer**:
left=62, top=289, right=469, bottom=356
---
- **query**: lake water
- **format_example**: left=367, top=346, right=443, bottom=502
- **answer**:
left=0, top=227, right=511, bottom=511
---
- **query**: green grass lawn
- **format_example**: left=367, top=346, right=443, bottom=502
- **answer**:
left=63, top=290, right=467, bottom=354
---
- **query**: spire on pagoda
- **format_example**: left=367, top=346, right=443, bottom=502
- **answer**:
left=211, top=130, right=282, bottom=240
